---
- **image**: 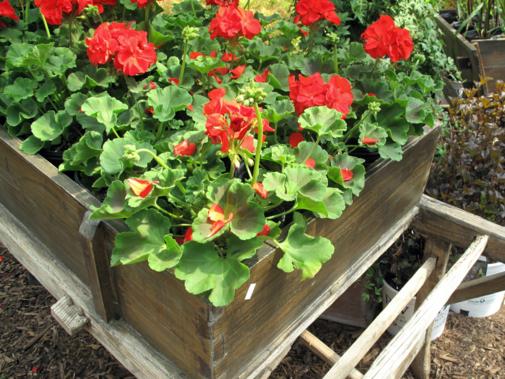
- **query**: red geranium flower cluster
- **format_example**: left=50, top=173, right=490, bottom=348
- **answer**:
left=289, top=73, right=353, bottom=117
left=130, top=0, right=150, bottom=8
left=209, top=6, right=261, bottom=40
left=362, top=15, right=414, bottom=62
left=86, top=22, right=157, bottom=76
left=204, top=88, right=273, bottom=154
left=206, top=0, right=238, bottom=6
left=0, top=0, right=18, bottom=26
left=34, top=0, right=115, bottom=25
left=294, top=0, right=341, bottom=26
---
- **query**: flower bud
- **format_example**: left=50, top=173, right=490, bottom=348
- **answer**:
left=182, top=26, right=200, bottom=43
left=123, top=144, right=141, bottom=163
left=368, top=101, right=381, bottom=114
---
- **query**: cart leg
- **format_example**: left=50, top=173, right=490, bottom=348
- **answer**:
left=411, top=238, right=451, bottom=379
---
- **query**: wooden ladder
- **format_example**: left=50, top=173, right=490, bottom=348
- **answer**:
left=294, top=195, right=505, bottom=379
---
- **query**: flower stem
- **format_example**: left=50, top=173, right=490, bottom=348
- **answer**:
left=178, top=44, right=188, bottom=85
left=252, top=103, right=264, bottom=185
left=40, top=11, right=51, bottom=39
left=24, top=0, right=29, bottom=24
left=154, top=200, right=182, bottom=219
left=144, top=3, right=151, bottom=32
left=136, top=148, right=169, bottom=169
left=267, top=205, right=297, bottom=220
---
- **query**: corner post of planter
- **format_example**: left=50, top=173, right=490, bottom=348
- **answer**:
left=79, top=211, right=120, bottom=321
left=410, top=237, right=451, bottom=379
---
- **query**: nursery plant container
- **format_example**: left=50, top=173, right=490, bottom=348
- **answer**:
left=382, top=280, right=449, bottom=340
left=436, top=12, right=505, bottom=94
left=0, top=126, right=439, bottom=378
left=451, top=259, right=505, bottom=318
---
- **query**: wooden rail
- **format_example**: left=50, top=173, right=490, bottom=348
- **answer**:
left=448, top=271, right=505, bottom=304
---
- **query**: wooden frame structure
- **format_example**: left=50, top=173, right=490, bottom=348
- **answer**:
left=299, top=195, right=505, bottom=379
left=2, top=193, right=504, bottom=378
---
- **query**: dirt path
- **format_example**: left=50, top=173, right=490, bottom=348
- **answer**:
left=1, top=246, right=504, bottom=378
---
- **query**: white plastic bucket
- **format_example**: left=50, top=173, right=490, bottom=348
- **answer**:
left=382, top=281, right=449, bottom=340
left=450, top=261, right=505, bottom=318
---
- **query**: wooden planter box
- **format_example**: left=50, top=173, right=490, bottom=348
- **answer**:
left=0, top=127, right=439, bottom=378
left=436, top=13, right=505, bottom=94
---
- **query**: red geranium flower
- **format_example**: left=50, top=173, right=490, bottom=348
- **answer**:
left=230, top=64, right=246, bottom=79
left=207, top=204, right=233, bottom=237
left=289, top=132, right=304, bottom=148
left=183, top=227, right=193, bottom=243
left=127, top=178, right=157, bottom=198
left=168, top=77, right=180, bottom=85
left=294, top=0, right=341, bottom=26
left=130, top=0, right=150, bottom=8
left=34, top=0, right=73, bottom=25
left=209, top=6, right=261, bottom=40
left=340, top=168, right=353, bottom=182
left=190, top=51, right=205, bottom=59
left=86, top=23, right=156, bottom=76
left=362, top=136, right=379, bottom=145
left=253, top=182, right=268, bottom=199
left=204, top=88, right=257, bottom=153
left=174, top=140, right=197, bottom=157
left=289, top=73, right=353, bottom=117
left=362, top=15, right=413, bottom=62
left=206, top=0, right=238, bottom=6
left=255, top=69, right=269, bottom=83
left=257, top=224, right=270, bottom=237
left=221, top=52, right=238, bottom=62
left=305, top=157, right=316, bottom=169
left=76, top=0, right=116, bottom=14
left=0, top=0, right=19, bottom=22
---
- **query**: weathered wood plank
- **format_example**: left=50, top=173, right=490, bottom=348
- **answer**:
left=299, top=331, right=364, bottom=379
left=448, top=271, right=505, bottom=304
left=411, top=239, right=451, bottom=379
left=324, top=258, right=436, bottom=379
left=365, top=235, right=489, bottom=379
left=0, top=202, right=187, bottom=379
left=414, top=195, right=505, bottom=262
left=79, top=212, right=120, bottom=321
left=0, top=129, right=96, bottom=285
left=476, top=39, right=505, bottom=93
left=51, top=295, right=89, bottom=336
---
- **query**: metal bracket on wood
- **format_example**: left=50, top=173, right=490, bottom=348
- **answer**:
left=51, top=295, right=89, bottom=336
left=79, top=211, right=120, bottom=321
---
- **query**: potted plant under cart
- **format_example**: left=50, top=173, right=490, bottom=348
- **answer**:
left=0, top=0, right=442, bottom=377
left=437, top=1, right=505, bottom=93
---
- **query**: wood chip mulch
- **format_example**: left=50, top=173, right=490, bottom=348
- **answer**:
left=1, top=244, right=504, bottom=378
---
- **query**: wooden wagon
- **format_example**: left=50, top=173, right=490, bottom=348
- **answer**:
left=2, top=125, right=505, bottom=378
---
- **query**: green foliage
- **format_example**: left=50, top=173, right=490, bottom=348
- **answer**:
left=427, top=83, right=505, bottom=225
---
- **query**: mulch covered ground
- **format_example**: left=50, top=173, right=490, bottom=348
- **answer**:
left=1, top=244, right=504, bottom=378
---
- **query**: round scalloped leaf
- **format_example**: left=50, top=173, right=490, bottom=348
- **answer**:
left=299, top=106, right=347, bottom=139
left=30, top=111, right=72, bottom=141
left=147, top=86, right=193, bottom=123
left=175, top=241, right=251, bottom=307
left=81, top=94, right=128, bottom=134
left=277, top=213, right=335, bottom=279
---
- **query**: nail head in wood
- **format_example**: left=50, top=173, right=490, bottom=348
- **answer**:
left=51, top=295, right=89, bottom=336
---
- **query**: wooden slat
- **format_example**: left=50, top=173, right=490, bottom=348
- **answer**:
left=323, top=257, right=436, bottom=379
left=51, top=295, right=89, bottom=336
left=0, top=203, right=187, bottom=379
left=79, top=211, right=120, bottom=321
left=414, top=195, right=505, bottom=262
left=364, top=235, right=489, bottom=379
left=300, top=331, right=364, bottom=379
left=476, top=39, right=505, bottom=93
left=411, top=239, right=451, bottom=379
left=448, top=271, right=505, bottom=304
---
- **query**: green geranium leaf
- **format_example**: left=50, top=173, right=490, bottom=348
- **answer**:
left=359, top=122, right=388, bottom=147
left=299, top=106, right=346, bottom=139
left=4, top=77, right=37, bottom=102
left=406, top=97, right=429, bottom=124
left=67, top=72, right=85, bottom=92
left=187, top=55, right=222, bottom=74
left=175, top=241, right=251, bottom=307
left=31, top=111, right=72, bottom=141
left=262, top=145, right=296, bottom=166
left=81, top=94, right=128, bottom=134
left=378, top=142, right=403, bottom=161
left=264, top=99, right=294, bottom=123
left=64, top=93, right=88, bottom=116
left=193, top=181, right=265, bottom=242
left=112, top=209, right=181, bottom=271
left=100, top=137, right=155, bottom=175
left=147, top=86, right=192, bottom=123
left=277, top=213, right=334, bottom=279
left=60, top=131, right=103, bottom=174
left=328, top=154, right=366, bottom=197
left=296, top=188, right=345, bottom=219
left=35, top=80, right=56, bottom=102
left=20, top=136, right=44, bottom=155
left=295, top=141, right=328, bottom=167
left=263, top=167, right=327, bottom=202
left=268, top=63, right=290, bottom=91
